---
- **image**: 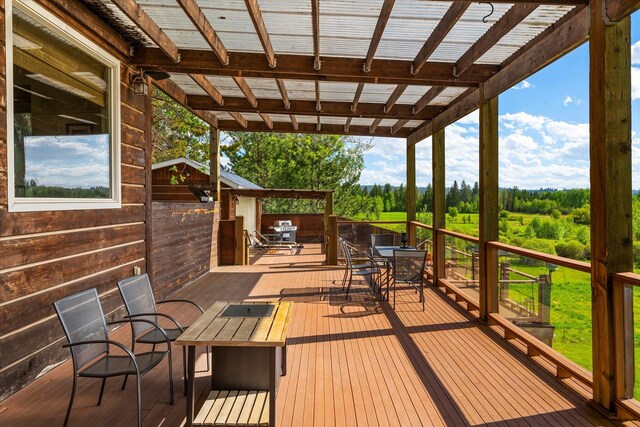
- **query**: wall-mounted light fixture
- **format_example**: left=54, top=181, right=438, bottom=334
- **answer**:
left=131, top=70, right=172, bottom=96
left=233, top=195, right=239, bottom=205
left=131, top=73, right=148, bottom=96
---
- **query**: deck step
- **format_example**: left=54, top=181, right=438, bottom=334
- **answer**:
left=194, top=390, right=269, bottom=426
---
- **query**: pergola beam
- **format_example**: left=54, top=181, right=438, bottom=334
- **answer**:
left=315, top=81, right=321, bottom=111
left=413, top=86, right=446, bottom=114
left=275, top=79, right=291, bottom=109
left=370, top=118, right=383, bottom=133
left=228, top=111, right=248, bottom=128
left=189, top=74, right=223, bottom=106
left=352, top=83, right=365, bottom=112
left=311, top=0, right=321, bottom=70
left=217, top=120, right=414, bottom=138
left=364, top=0, right=395, bottom=73
left=152, top=78, right=218, bottom=128
left=289, top=114, right=298, bottom=130
left=391, top=119, right=409, bottom=135
left=176, top=0, right=228, bottom=65
left=111, top=0, right=180, bottom=63
left=385, top=84, right=408, bottom=112
left=606, top=0, right=640, bottom=21
left=131, top=49, right=495, bottom=86
left=244, top=0, right=276, bottom=68
left=232, top=76, right=258, bottom=108
left=411, top=2, right=470, bottom=75
left=455, top=4, right=538, bottom=77
left=259, top=113, right=273, bottom=129
left=186, top=95, right=442, bottom=120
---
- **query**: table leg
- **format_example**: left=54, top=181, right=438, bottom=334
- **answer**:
left=186, top=345, right=196, bottom=427
left=270, top=347, right=276, bottom=427
left=282, top=341, right=287, bottom=376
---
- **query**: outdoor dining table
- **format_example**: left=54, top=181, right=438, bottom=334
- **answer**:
left=175, top=300, right=293, bottom=427
left=372, top=245, right=417, bottom=299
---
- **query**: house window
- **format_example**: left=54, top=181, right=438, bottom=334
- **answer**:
left=7, top=0, right=121, bottom=212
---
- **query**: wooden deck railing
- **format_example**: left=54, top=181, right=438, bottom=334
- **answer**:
left=331, top=219, right=640, bottom=420
left=611, top=272, right=640, bottom=420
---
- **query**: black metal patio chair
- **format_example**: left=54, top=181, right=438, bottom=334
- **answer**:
left=392, top=250, right=428, bottom=311
left=117, top=274, right=209, bottom=395
left=53, top=288, right=174, bottom=427
left=341, top=238, right=382, bottom=298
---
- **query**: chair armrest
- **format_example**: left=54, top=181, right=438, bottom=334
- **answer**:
left=108, top=319, right=171, bottom=346
left=157, top=299, right=205, bottom=314
left=125, top=312, right=185, bottom=332
left=63, top=339, right=140, bottom=371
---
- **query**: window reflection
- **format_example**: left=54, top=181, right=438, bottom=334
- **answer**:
left=12, top=8, right=112, bottom=198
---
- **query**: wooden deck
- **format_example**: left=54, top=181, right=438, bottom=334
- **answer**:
left=0, top=244, right=636, bottom=426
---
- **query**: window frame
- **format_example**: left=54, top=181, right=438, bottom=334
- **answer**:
left=6, top=0, right=121, bottom=212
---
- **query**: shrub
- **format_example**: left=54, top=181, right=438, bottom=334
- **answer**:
left=573, top=205, right=590, bottom=225
left=518, top=238, right=557, bottom=265
left=555, top=240, right=587, bottom=260
left=551, top=209, right=562, bottom=219
left=499, top=210, right=510, bottom=219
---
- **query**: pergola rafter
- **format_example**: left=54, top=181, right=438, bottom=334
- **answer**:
left=176, top=0, right=228, bottom=65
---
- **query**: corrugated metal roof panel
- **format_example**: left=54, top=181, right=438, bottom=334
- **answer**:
left=379, top=119, right=397, bottom=127
left=295, top=115, right=317, bottom=124
left=242, top=112, right=264, bottom=121
left=405, top=120, right=424, bottom=127
left=359, top=84, right=397, bottom=103
left=85, top=0, right=155, bottom=46
left=319, top=82, right=358, bottom=102
left=429, top=87, right=469, bottom=105
left=170, top=73, right=207, bottom=96
left=321, top=116, right=347, bottom=125
left=244, top=78, right=282, bottom=99
left=284, top=80, right=317, bottom=101
left=319, top=0, right=384, bottom=58
left=205, top=75, right=245, bottom=98
left=350, top=117, right=375, bottom=126
left=215, top=112, right=235, bottom=121
left=429, top=3, right=513, bottom=62
left=396, top=85, right=431, bottom=105
left=477, top=5, right=574, bottom=64
left=268, top=114, right=293, bottom=122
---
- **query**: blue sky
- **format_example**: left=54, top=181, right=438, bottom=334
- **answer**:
left=361, top=12, right=640, bottom=190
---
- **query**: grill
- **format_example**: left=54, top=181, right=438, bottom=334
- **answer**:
left=270, top=220, right=298, bottom=242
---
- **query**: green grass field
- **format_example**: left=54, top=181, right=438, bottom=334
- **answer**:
left=372, top=212, right=640, bottom=398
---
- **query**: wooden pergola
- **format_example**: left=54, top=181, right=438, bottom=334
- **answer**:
left=53, top=0, right=639, bottom=417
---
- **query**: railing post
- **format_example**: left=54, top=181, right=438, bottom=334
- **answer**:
left=589, top=1, right=634, bottom=410
left=479, top=93, right=499, bottom=320
left=327, top=215, right=338, bottom=265
left=407, top=221, right=416, bottom=247
left=234, top=215, right=246, bottom=266
left=209, top=127, right=221, bottom=202
left=407, top=142, right=416, bottom=245
left=432, top=127, right=446, bottom=284
left=324, top=192, right=334, bottom=255
left=538, top=274, right=551, bottom=324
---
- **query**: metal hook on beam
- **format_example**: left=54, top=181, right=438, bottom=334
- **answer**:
left=480, top=2, right=494, bottom=23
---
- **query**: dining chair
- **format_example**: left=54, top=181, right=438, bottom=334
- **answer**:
left=53, top=288, right=174, bottom=427
left=341, top=238, right=382, bottom=298
left=117, top=274, right=209, bottom=395
left=392, top=250, right=428, bottom=310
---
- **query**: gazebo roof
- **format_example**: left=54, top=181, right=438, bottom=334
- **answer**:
left=76, top=0, right=630, bottom=142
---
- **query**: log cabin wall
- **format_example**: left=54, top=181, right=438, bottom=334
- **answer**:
left=152, top=163, right=209, bottom=202
left=0, top=0, right=153, bottom=400
left=151, top=202, right=218, bottom=299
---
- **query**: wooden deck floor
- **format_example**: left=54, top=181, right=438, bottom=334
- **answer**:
left=1, top=244, right=636, bottom=426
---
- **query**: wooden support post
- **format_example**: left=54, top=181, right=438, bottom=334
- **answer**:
left=479, top=93, right=499, bottom=320
left=209, top=127, right=221, bottom=201
left=255, top=198, right=262, bottom=236
left=221, top=194, right=234, bottom=220
left=407, top=142, right=417, bottom=246
left=144, top=78, right=154, bottom=281
left=432, top=128, right=446, bottom=285
left=327, top=215, right=338, bottom=265
left=324, top=192, right=334, bottom=255
left=234, top=215, right=246, bottom=266
left=589, top=2, right=634, bottom=411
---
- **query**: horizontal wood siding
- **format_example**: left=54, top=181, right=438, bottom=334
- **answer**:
left=152, top=163, right=209, bottom=202
left=0, top=0, right=151, bottom=401
left=151, top=202, right=217, bottom=300
left=219, top=220, right=236, bottom=265
left=261, top=213, right=326, bottom=243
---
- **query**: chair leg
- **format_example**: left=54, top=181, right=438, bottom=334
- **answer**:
left=340, top=266, right=348, bottom=289
left=97, top=378, right=107, bottom=406
left=122, top=340, right=136, bottom=390
left=182, top=346, right=187, bottom=396
left=421, top=283, right=425, bottom=311
left=135, top=375, right=142, bottom=427
left=345, top=271, right=353, bottom=298
left=393, top=281, right=396, bottom=309
left=167, top=345, right=175, bottom=405
left=63, top=375, right=78, bottom=427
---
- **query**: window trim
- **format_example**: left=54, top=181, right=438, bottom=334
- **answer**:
left=6, top=0, right=121, bottom=212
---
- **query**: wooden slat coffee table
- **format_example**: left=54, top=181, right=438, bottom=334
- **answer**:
left=176, top=301, right=293, bottom=427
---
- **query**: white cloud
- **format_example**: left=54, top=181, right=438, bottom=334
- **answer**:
left=513, top=80, right=534, bottom=90
left=632, top=40, right=640, bottom=65
left=632, top=66, right=640, bottom=101
left=563, top=95, right=582, bottom=106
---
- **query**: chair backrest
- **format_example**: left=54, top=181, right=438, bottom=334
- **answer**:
left=246, top=231, right=262, bottom=247
left=117, top=274, right=158, bottom=337
left=53, top=288, right=109, bottom=370
left=393, top=250, right=428, bottom=283
left=371, top=234, right=395, bottom=248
